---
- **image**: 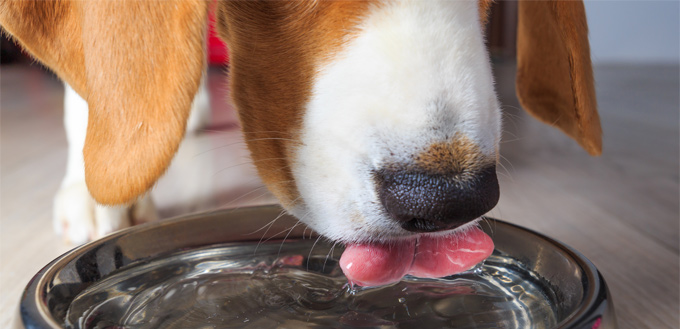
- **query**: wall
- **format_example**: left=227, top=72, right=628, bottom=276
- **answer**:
left=585, top=0, right=679, bottom=64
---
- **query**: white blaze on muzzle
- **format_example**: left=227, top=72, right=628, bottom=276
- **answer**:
left=291, top=0, right=501, bottom=244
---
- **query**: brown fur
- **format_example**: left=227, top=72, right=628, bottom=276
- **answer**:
left=216, top=1, right=376, bottom=207
left=0, top=0, right=600, bottom=207
left=0, top=1, right=87, bottom=96
left=516, top=0, right=602, bottom=155
left=220, top=0, right=491, bottom=207
left=415, top=134, right=495, bottom=179
left=478, top=0, right=494, bottom=27
left=1, top=0, right=207, bottom=204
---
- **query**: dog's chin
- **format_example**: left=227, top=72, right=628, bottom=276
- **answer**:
left=284, top=201, right=401, bottom=244
left=285, top=199, right=484, bottom=245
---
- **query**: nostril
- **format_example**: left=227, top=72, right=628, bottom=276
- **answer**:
left=401, top=218, right=443, bottom=233
left=375, top=165, right=499, bottom=232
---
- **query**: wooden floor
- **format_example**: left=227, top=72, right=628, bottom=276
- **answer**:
left=1, top=62, right=678, bottom=328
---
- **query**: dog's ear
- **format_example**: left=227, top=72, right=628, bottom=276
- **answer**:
left=1, top=0, right=208, bottom=204
left=516, top=0, right=602, bottom=155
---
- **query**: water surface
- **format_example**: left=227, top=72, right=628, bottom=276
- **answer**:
left=65, top=240, right=557, bottom=329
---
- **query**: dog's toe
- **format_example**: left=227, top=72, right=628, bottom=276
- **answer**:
left=53, top=183, right=95, bottom=245
left=53, top=182, right=158, bottom=245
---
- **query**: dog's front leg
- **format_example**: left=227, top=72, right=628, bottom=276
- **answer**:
left=53, top=77, right=211, bottom=244
left=185, top=75, right=211, bottom=135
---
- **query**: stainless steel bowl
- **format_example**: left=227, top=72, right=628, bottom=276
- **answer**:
left=14, top=205, right=616, bottom=329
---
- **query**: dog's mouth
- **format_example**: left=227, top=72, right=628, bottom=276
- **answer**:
left=338, top=223, right=494, bottom=287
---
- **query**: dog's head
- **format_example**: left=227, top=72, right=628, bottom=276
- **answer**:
left=2, top=0, right=600, bottom=244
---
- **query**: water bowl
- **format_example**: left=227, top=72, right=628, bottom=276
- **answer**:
left=15, top=205, right=616, bottom=328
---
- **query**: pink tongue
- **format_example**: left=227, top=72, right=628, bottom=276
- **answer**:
left=339, top=227, right=494, bottom=287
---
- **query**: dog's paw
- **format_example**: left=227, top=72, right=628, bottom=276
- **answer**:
left=53, top=182, right=158, bottom=245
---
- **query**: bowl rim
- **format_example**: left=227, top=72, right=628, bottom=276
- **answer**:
left=17, top=205, right=615, bottom=329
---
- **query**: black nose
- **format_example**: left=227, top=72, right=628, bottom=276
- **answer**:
left=375, top=166, right=499, bottom=233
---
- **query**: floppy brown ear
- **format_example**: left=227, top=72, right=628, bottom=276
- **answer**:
left=516, top=0, right=602, bottom=155
left=1, top=0, right=208, bottom=204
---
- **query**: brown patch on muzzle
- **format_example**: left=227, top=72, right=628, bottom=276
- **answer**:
left=413, top=134, right=495, bottom=177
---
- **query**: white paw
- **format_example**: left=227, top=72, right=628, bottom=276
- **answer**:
left=53, top=182, right=159, bottom=245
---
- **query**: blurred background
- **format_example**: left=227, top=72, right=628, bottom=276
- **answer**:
left=1, top=1, right=678, bottom=328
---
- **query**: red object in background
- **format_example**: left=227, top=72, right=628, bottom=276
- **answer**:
left=207, top=2, right=229, bottom=65
left=591, top=318, right=602, bottom=329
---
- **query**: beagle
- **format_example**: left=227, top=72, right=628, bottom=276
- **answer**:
left=1, top=0, right=601, bottom=286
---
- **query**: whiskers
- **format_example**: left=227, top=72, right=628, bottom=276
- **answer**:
left=496, top=153, right=515, bottom=183
left=192, top=129, right=298, bottom=157
left=480, top=216, right=496, bottom=238
left=306, top=235, right=324, bottom=271
left=277, top=221, right=305, bottom=257
left=322, top=241, right=339, bottom=273
left=499, top=104, right=524, bottom=142
left=211, top=157, right=289, bottom=177
left=194, top=130, right=300, bottom=211
left=247, top=204, right=294, bottom=236
left=251, top=196, right=303, bottom=253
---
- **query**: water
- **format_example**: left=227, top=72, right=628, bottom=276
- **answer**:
left=64, top=240, right=559, bottom=329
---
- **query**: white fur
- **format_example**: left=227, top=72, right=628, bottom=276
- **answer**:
left=291, top=0, right=501, bottom=244
left=54, top=79, right=210, bottom=244
left=186, top=75, right=212, bottom=134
